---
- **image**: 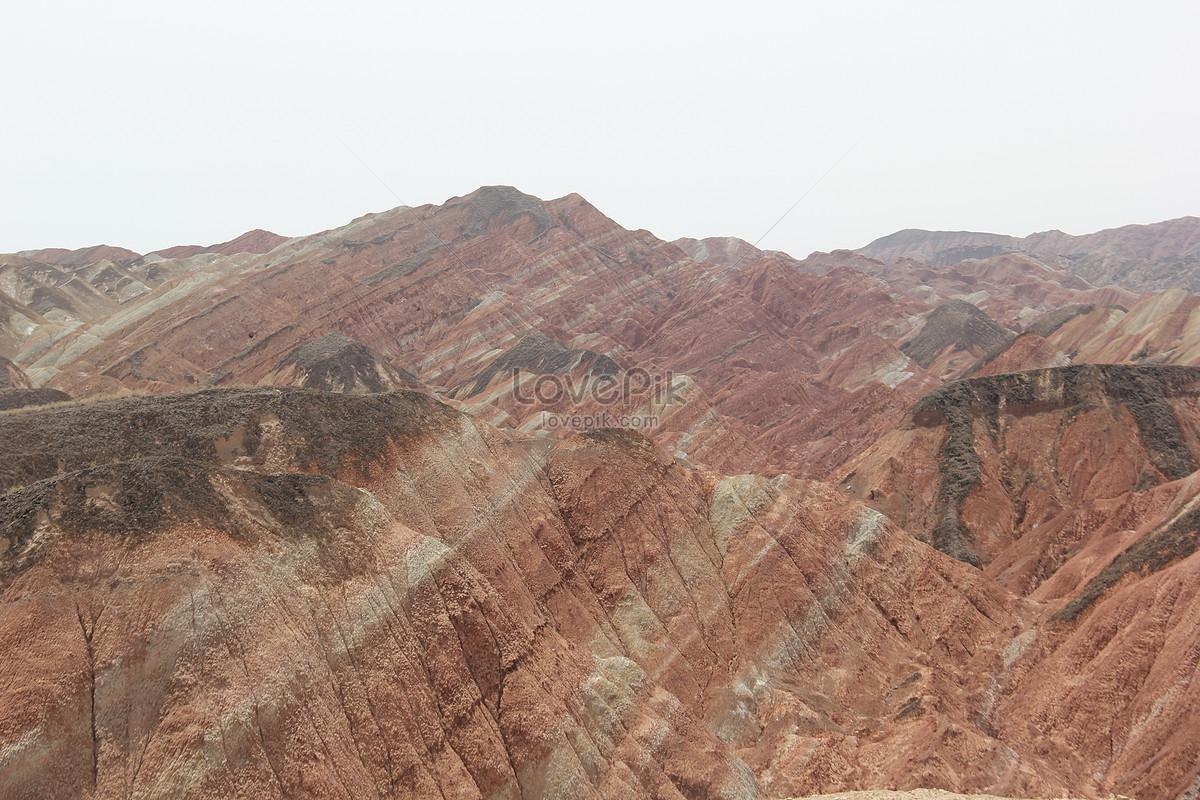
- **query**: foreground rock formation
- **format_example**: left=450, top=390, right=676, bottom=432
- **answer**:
left=839, top=365, right=1200, bottom=799
left=0, top=386, right=1196, bottom=798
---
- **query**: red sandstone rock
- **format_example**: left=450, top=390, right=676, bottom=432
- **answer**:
left=4, top=190, right=1200, bottom=799
left=0, top=389, right=1081, bottom=798
left=839, top=365, right=1200, bottom=799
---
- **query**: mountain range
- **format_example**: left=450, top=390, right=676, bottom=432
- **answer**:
left=2, top=188, right=1199, bottom=799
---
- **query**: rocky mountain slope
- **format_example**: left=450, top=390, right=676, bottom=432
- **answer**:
left=0, top=388, right=1052, bottom=798
left=6, top=185, right=1158, bottom=482
left=4, top=386, right=1192, bottom=799
left=836, top=365, right=1200, bottom=800
left=3, top=189, right=1200, bottom=799
left=2, top=187, right=944, bottom=478
left=260, top=332, right=421, bottom=394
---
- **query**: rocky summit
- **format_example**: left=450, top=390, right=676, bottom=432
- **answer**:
left=3, top=189, right=1200, bottom=800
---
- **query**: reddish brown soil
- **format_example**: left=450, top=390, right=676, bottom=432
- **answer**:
left=4, top=191, right=1200, bottom=799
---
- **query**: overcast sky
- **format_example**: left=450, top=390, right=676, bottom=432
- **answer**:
left=3, top=1, right=1197, bottom=257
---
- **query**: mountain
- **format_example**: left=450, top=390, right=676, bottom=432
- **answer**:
left=1022, top=217, right=1200, bottom=292
left=899, top=300, right=1014, bottom=372
left=5, top=189, right=1198, bottom=505
left=16, top=244, right=143, bottom=269
left=859, top=217, right=1200, bottom=293
left=837, top=364, right=1200, bottom=799
left=971, top=288, right=1200, bottom=376
left=673, top=236, right=788, bottom=269
left=0, top=386, right=1141, bottom=798
left=3, top=188, right=1200, bottom=798
left=805, top=251, right=1137, bottom=330
left=3, top=382, right=1196, bottom=798
left=149, top=228, right=289, bottom=259
left=260, top=332, right=421, bottom=394
left=858, top=230, right=1021, bottom=267
left=8, top=185, right=1143, bottom=482
left=840, top=365, right=1200, bottom=570
left=5, top=187, right=944, bottom=478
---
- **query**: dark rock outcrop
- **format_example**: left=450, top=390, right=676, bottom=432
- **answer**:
left=269, top=332, right=419, bottom=394
left=460, top=332, right=620, bottom=398
left=0, top=387, right=71, bottom=413
left=901, top=300, right=1014, bottom=368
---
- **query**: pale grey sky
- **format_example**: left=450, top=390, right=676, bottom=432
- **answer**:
left=3, top=1, right=1197, bottom=257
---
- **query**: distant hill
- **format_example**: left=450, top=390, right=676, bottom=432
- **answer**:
left=860, top=216, right=1200, bottom=292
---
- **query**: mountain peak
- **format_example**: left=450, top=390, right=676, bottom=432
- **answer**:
left=268, top=333, right=419, bottom=394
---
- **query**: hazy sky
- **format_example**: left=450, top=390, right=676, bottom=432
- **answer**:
left=4, top=1, right=1197, bottom=257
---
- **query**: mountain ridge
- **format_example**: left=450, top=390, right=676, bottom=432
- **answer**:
left=858, top=216, right=1200, bottom=292
left=4, top=188, right=1200, bottom=798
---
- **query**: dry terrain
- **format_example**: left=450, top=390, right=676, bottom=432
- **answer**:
left=3, top=188, right=1200, bottom=798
